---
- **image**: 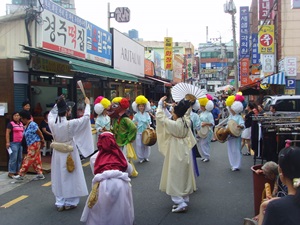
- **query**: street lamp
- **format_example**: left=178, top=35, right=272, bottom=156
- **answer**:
left=224, top=0, right=238, bottom=92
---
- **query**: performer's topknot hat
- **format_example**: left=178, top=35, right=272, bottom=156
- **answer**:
left=94, top=96, right=111, bottom=115
left=132, top=95, right=151, bottom=112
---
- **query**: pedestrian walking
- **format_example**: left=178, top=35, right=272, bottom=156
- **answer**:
left=6, top=112, right=24, bottom=178
left=13, top=110, right=45, bottom=180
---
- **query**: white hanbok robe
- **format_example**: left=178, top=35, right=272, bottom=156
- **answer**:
left=48, top=104, right=94, bottom=199
left=198, top=110, right=214, bottom=159
left=156, top=105, right=197, bottom=196
left=226, top=113, right=244, bottom=170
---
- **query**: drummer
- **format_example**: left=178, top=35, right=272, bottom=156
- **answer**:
left=132, top=95, right=152, bottom=163
left=225, top=95, right=245, bottom=171
left=198, top=95, right=215, bottom=162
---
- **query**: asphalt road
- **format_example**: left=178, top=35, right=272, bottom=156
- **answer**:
left=0, top=141, right=255, bottom=225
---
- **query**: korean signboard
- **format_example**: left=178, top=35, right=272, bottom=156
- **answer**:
left=239, top=6, right=250, bottom=59
left=279, top=57, right=297, bottom=76
left=261, top=54, right=275, bottom=73
left=240, top=58, right=250, bottom=86
left=258, top=25, right=275, bottom=54
left=86, top=21, right=112, bottom=66
left=164, top=37, right=173, bottom=70
left=112, top=28, right=145, bottom=77
left=251, top=33, right=260, bottom=64
left=259, top=0, right=274, bottom=20
left=39, top=0, right=86, bottom=59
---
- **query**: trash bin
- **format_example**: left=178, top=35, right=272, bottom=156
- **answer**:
left=251, top=164, right=275, bottom=215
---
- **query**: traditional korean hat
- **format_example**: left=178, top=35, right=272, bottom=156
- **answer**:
left=94, top=96, right=111, bottom=115
left=132, top=95, right=151, bottom=112
left=112, top=97, right=130, bottom=109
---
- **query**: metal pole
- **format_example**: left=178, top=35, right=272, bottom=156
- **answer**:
left=231, top=0, right=239, bottom=91
left=107, top=2, right=110, bottom=32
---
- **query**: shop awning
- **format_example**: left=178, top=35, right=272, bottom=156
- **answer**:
left=23, top=46, right=138, bottom=82
left=262, top=72, right=286, bottom=85
left=146, top=76, right=172, bottom=87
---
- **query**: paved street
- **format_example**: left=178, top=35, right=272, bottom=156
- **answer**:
left=0, top=141, right=255, bottom=225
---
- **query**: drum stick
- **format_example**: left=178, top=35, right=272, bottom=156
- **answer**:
left=77, top=80, right=86, bottom=98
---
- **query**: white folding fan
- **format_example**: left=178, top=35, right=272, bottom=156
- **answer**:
left=171, top=83, right=207, bottom=103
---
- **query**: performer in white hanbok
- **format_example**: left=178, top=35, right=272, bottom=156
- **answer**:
left=156, top=95, right=197, bottom=213
left=94, top=96, right=111, bottom=136
left=225, top=95, right=245, bottom=171
left=48, top=95, right=94, bottom=211
left=132, top=95, right=152, bottom=163
left=81, top=132, right=134, bottom=225
left=198, top=95, right=215, bottom=162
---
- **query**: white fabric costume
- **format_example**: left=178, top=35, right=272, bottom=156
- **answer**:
left=81, top=153, right=134, bottom=225
left=156, top=105, right=197, bottom=198
left=226, top=105, right=244, bottom=170
left=198, top=110, right=214, bottom=160
left=48, top=104, right=94, bottom=207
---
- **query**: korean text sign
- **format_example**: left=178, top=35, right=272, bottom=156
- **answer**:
left=164, top=37, right=173, bottom=71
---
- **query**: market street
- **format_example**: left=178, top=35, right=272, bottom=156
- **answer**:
left=0, top=141, right=255, bottom=225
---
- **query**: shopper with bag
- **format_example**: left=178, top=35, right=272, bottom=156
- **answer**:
left=48, top=95, right=94, bottom=212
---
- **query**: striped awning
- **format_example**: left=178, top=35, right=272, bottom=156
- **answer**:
left=262, top=72, right=286, bottom=85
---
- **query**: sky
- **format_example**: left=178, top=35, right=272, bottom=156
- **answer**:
left=1, top=0, right=252, bottom=47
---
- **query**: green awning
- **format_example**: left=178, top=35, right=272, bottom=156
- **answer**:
left=23, top=46, right=138, bottom=82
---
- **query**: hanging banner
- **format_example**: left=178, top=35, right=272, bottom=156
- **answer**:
left=239, top=6, right=250, bottom=59
left=164, top=37, right=173, bottom=70
left=251, top=33, right=260, bottom=64
left=240, top=58, right=250, bottom=86
left=258, top=25, right=275, bottom=54
left=261, top=54, right=275, bottom=73
left=259, top=0, right=274, bottom=20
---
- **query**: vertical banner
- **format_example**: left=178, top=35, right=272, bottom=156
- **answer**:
left=164, top=37, right=173, bottom=70
left=259, top=0, right=274, bottom=20
left=285, top=57, right=297, bottom=76
left=261, top=54, right=275, bottom=73
left=258, top=25, right=275, bottom=53
left=239, top=6, right=250, bottom=59
left=240, top=58, right=250, bottom=86
left=251, top=33, right=260, bottom=64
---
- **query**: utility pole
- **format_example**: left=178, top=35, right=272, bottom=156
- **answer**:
left=224, top=0, right=238, bottom=91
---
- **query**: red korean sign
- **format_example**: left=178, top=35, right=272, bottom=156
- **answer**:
left=259, top=0, right=274, bottom=20
left=240, top=58, right=250, bottom=86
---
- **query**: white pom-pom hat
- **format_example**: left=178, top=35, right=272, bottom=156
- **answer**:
left=231, top=101, right=243, bottom=114
left=205, top=100, right=214, bottom=112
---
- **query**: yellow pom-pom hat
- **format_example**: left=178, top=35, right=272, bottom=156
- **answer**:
left=132, top=95, right=151, bottom=112
left=198, top=95, right=214, bottom=112
left=94, top=96, right=111, bottom=115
